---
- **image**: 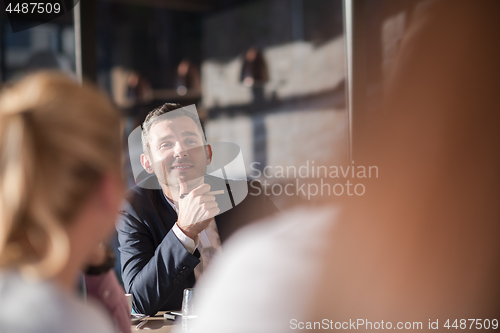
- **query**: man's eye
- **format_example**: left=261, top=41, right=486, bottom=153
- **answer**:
left=160, top=143, right=172, bottom=149
left=186, top=139, right=197, bottom=145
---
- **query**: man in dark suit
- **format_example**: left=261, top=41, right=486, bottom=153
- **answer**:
left=116, top=103, right=277, bottom=315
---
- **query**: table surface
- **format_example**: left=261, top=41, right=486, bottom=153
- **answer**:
left=131, top=311, right=179, bottom=333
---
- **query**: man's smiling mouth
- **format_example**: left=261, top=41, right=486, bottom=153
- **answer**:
left=171, top=165, right=193, bottom=170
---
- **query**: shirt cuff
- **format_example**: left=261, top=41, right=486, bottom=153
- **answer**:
left=172, top=223, right=198, bottom=254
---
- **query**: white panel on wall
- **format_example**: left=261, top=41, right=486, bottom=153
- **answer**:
left=205, top=115, right=254, bottom=177
left=263, top=36, right=345, bottom=100
left=265, top=107, right=348, bottom=176
left=201, top=58, right=253, bottom=109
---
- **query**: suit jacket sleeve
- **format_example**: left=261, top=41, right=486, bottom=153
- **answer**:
left=116, top=202, right=200, bottom=316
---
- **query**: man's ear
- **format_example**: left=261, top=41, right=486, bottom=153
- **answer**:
left=205, top=144, right=213, bottom=165
left=141, top=153, right=155, bottom=174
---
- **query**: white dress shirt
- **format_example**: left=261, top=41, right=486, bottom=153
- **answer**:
left=163, top=192, right=222, bottom=280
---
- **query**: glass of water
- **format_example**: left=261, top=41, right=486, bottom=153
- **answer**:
left=181, top=288, right=197, bottom=332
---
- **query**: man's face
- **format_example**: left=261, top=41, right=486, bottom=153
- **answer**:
left=145, top=115, right=210, bottom=188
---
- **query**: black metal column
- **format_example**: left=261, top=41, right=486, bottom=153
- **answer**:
left=344, top=0, right=369, bottom=163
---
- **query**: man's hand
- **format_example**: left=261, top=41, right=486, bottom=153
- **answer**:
left=176, top=178, right=220, bottom=239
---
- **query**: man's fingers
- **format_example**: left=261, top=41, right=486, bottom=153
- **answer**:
left=202, top=201, right=219, bottom=210
left=197, top=194, right=216, bottom=204
left=178, top=178, right=188, bottom=197
left=200, top=208, right=220, bottom=221
left=205, top=207, right=220, bottom=219
left=206, top=190, right=225, bottom=196
left=194, top=204, right=220, bottom=223
left=190, top=183, right=211, bottom=197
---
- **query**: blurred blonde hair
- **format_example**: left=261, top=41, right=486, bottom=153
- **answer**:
left=0, top=71, right=122, bottom=279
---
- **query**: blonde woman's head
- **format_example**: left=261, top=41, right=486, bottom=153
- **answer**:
left=0, top=71, right=122, bottom=279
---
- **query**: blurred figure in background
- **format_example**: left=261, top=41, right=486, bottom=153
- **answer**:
left=183, top=0, right=500, bottom=332
left=0, top=72, right=124, bottom=333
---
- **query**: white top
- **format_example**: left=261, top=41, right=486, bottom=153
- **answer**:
left=174, top=206, right=337, bottom=333
left=0, top=271, right=115, bottom=333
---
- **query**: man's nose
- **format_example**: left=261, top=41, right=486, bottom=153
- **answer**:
left=173, top=142, right=188, bottom=158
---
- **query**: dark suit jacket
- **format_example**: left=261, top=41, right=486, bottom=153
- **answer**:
left=116, top=175, right=277, bottom=315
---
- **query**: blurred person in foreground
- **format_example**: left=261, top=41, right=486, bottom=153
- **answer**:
left=84, top=242, right=131, bottom=333
left=116, top=103, right=277, bottom=315
left=181, top=0, right=500, bottom=332
left=0, top=72, right=126, bottom=333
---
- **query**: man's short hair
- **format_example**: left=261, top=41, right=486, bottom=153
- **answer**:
left=141, top=103, right=206, bottom=156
